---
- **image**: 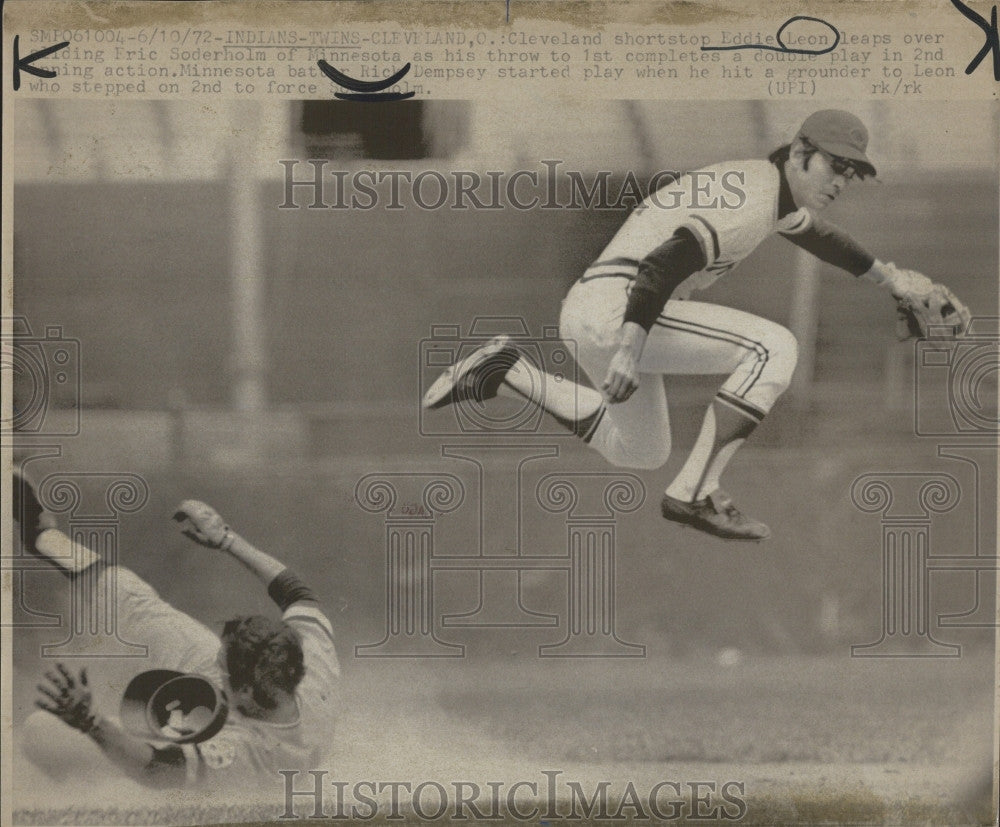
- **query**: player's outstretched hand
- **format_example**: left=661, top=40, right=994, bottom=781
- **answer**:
left=172, top=500, right=234, bottom=550
left=36, top=663, right=97, bottom=733
left=895, top=283, right=972, bottom=340
left=602, top=346, right=641, bottom=404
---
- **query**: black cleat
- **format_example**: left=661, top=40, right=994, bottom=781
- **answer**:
left=13, top=464, right=99, bottom=572
left=660, top=489, right=770, bottom=541
left=12, top=464, right=58, bottom=553
left=422, top=335, right=521, bottom=410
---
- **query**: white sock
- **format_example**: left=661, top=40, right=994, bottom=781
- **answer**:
left=665, top=398, right=760, bottom=502
left=498, top=356, right=606, bottom=437
left=666, top=406, right=717, bottom=502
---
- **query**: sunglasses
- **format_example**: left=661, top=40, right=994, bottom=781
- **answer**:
left=816, top=148, right=862, bottom=181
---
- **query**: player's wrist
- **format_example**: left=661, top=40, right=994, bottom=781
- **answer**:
left=862, top=260, right=932, bottom=297
left=859, top=259, right=892, bottom=286
left=618, top=321, right=647, bottom=353
left=83, top=712, right=105, bottom=739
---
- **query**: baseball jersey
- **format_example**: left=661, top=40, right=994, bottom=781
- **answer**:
left=587, top=160, right=812, bottom=299
left=182, top=603, right=341, bottom=785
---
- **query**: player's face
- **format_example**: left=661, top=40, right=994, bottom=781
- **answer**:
left=217, top=646, right=264, bottom=716
left=788, top=147, right=856, bottom=213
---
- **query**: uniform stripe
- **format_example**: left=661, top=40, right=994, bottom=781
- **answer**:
left=716, top=390, right=767, bottom=422
left=580, top=258, right=640, bottom=283
left=581, top=405, right=607, bottom=443
left=591, top=256, right=643, bottom=270
left=578, top=269, right=637, bottom=283
left=653, top=315, right=769, bottom=398
left=688, top=215, right=720, bottom=261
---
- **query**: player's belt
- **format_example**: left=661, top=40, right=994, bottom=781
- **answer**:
left=578, top=257, right=640, bottom=283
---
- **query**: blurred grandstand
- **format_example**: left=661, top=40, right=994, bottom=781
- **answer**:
left=9, top=100, right=998, bottom=658
left=12, top=100, right=997, bottom=467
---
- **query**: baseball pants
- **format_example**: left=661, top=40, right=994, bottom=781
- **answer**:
left=559, top=276, right=798, bottom=470
left=21, top=564, right=223, bottom=778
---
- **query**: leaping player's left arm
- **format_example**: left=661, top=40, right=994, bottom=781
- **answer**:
left=603, top=228, right=707, bottom=403
left=781, top=217, right=971, bottom=338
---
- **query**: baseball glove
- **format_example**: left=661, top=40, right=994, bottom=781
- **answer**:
left=894, top=283, right=971, bottom=340
left=172, top=500, right=234, bottom=550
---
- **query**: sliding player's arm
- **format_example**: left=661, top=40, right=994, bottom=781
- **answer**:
left=36, top=664, right=186, bottom=787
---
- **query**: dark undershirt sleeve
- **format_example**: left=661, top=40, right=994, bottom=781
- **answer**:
left=781, top=216, right=875, bottom=276
left=267, top=568, right=318, bottom=611
left=622, top=227, right=707, bottom=331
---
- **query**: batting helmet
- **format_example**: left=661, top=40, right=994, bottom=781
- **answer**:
left=120, top=669, right=229, bottom=744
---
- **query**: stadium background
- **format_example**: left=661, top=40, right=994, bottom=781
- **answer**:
left=8, top=100, right=998, bottom=823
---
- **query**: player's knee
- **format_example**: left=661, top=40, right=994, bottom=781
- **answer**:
left=591, top=432, right=670, bottom=470
left=621, top=438, right=671, bottom=470
left=21, top=711, right=78, bottom=778
left=764, top=324, right=799, bottom=389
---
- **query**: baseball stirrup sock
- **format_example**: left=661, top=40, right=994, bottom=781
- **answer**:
left=498, top=358, right=606, bottom=439
left=666, top=395, right=763, bottom=502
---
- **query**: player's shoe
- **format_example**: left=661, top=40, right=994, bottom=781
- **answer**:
left=172, top=500, right=234, bottom=550
left=13, top=464, right=100, bottom=573
left=13, top=464, right=58, bottom=552
left=421, top=335, right=521, bottom=410
left=660, top=489, right=771, bottom=541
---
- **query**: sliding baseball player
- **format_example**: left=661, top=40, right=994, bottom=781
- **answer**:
left=16, top=466, right=340, bottom=787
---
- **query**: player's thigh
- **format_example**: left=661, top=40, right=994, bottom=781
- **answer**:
left=640, top=301, right=784, bottom=375
left=20, top=710, right=117, bottom=779
left=560, top=278, right=629, bottom=363
left=561, top=279, right=670, bottom=435
left=571, top=329, right=671, bottom=456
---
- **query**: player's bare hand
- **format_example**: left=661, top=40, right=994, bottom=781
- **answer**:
left=602, top=347, right=641, bottom=404
left=36, top=663, right=97, bottom=733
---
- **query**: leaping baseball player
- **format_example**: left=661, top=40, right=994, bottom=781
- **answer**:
left=15, top=465, right=340, bottom=788
left=424, top=110, right=971, bottom=541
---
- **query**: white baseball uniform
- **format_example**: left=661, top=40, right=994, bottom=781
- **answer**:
left=559, top=159, right=810, bottom=470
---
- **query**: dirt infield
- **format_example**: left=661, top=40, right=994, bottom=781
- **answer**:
left=12, top=652, right=995, bottom=824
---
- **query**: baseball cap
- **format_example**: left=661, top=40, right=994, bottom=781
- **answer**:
left=797, top=110, right=876, bottom=176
